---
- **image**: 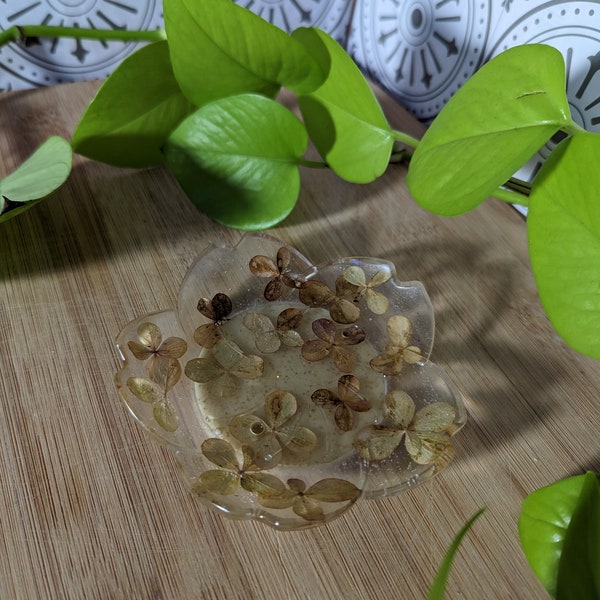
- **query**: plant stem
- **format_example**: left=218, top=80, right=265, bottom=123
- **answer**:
left=298, top=158, right=328, bottom=169
left=492, top=186, right=529, bottom=207
left=391, top=129, right=420, bottom=149
left=0, top=25, right=166, bottom=47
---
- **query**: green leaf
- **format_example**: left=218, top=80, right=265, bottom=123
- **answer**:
left=293, top=27, right=394, bottom=183
left=519, top=472, right=600, bottom=599
left=527, top=133, right=600, bottom=360
left=164, top=93, right=307, bottom=230
left=406, top=44, right=571, bottom=215
left=71, top=41, right=194, bottom=168
left=426, top=508, right=485, bottom=600
left=0, top=136, right=71, bottom=222
left=163, top=0, right=324, bottom=106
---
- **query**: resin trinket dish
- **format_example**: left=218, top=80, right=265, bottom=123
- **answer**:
left=115, top=233, right=467, bottom=530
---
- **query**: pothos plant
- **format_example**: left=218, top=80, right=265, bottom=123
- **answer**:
left=0, top=0, right=598, bottom=362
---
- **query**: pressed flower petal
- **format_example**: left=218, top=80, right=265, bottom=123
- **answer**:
left=193, top=323, right=222, bottom=348
left=383, top=390, right=415, bottom=428
left=126, top=377, right=159, bottom=404
left=409, top=432, right=454, bottom=466
left=370, top=352, right=404, bottom=376
left=311, top=388, right=337, bottom=407
left=335, top=275, right=359, bottom=298
left=370, top=269, right=391, bottom=287
left=279, top=330, right=303, bottom=347
left=312, top=318, right=336, bottom=342
left=185, top=357, right=222, bottom=383
left=241, top=472, right=287, bottom=496
left=387, top=315, right=413, bottom=347
left=404, top=346, right=423, bottom=364
left=366, top=289, right=390, bottom=314
left=331, top=346, right=357, bottom=372
left=127, top=341, right=154, bottom=361
left=277, top=425, right=318, bottom=454
left=306, top=478, right=361, bottom=502
left=293, top=495, right=325, bottom=521
left=242, top=312, right=272, bottom=333
left=147, top=356, right=182, bottom=391
left=276, top=247, right=291, bottom=272
left=265, top=390, right=297, bottom=428
left=276, top=307, right=302, bottom=331
left=337, top=325, right=366, bottom=346
left=197, top=297, right=217, bottom=320
left=201, top=438, right=239, bottom=470
left=210, top=293, right=233, bottom=321
left=413, top=402, right=456, bottom=434
left=354, top=426, right=405, bottom=461
left=249, top=255, right=279, bottom=277
left=264, top=278, right=284, bottom=301
left=137, top=322, right=162, bottom=349
left=255, top=330, right=281, bottom=353
left=301, top=339, right=330, bottom=362
left=159, top=336, right=188, bottom=358
left=298, top=280, right=335, bottom=307
left=338, top=374, right=371, bottom=412
left=288, top=479, right=307, bottom=493
left=334, top=403, right=354, bottom=431
left=231, top=354, right=264, bottom=379
left=258, top=488, right=298, bottom=509
left=153, top=399, right=179, bottom=432
left=329, top=298, right=360, bottom=324
left=343, top=266, right=367, bottom=287
left=213, top=339, right=244, bottom=370
left=229, top=413, right=268, bottom=443
left=193, top=469, right=239, bottom=495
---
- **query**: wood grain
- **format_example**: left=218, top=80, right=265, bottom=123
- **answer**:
left=1, top=80, right=598, bottom=599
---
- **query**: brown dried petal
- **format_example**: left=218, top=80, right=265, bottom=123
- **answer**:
left=126, top=377, right=158, bottom=404
left=255, top=330, right=281, bottom=353
left=276, top=308, right=302, bottom=331
left=249, top=255, right=279, bottom=277
left=335, top=275, right=359, bottom=298
left=147, top=356, right=182, bottom=391
left=159, top=336, right=188, bottom=358
left=329, top=298, right=360, bottom=324
left=153, top=399, right=179, bottom=432
left=301, top=339, right=330, bottom=362
left=258, top=488, right=298, bottom=509
left=404, top=346, right=423, bottom=364
left=306, top=478, right=361, bottom=503
left=354, top=427, right=404, bottom=461
left=193, top=470, right=239, bottom=496
left=276, top=247, right=291, bottom=272
left=241, top=472, right=287, bottom=496
left=338, top=374, right=371, bottom=412
left=231, top=354, right=264, bottom=380
left=197, top=293, right=232, bottom=322
left=127, top=341, right=154, bottom=361
left=298, top=280, right=335, bottom=307
left=337, top=326, right=366, bottom=346
left=387, top=315, right=413, bottom=347
left=193, top=323, right=222, bottom=348
left=184, top=357, right=222, bottom=383
left=331, top=346, right=357, bottom=373
left=265, top=390, right=297, bottom=428
left=136, top=322, right=162, bottom=349
left=311, top=389, right=337, bottom=407
left=264, top=278, right=284, bottom=301
left=201, top=438, right=239, bottom=470
left=312, top=318, right=336, bottom=343
left=279, top=330, right=303, bottom=347
left=334, top=403, right=354, bottom=431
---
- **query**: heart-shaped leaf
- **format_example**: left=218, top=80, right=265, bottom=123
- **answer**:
left=293, top=27, right=394, bottom=183
left=164, top=93, right=307, bottom=230
left=519, top=472, right=600, bottom=598
left=163, top=0, right=324, bottom=106
left=406, top=44, right=571, bottom=215
left=71, top=40, right=194, bottom=168
left=528, top=133, right=600, bottom=360
left=0, top=136, right=71, bottom=223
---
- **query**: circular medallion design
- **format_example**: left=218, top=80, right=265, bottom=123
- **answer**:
left=486, top=2, right=600, bottom=181
left=0, top=0, right=162, bottom=89
left=356, top=0, right=492, bottom=119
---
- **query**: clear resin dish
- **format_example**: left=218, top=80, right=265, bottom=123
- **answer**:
left=115, top=233, right=467, bottom=530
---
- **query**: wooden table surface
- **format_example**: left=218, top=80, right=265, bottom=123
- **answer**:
left=1, top=80, right=599, bottom=600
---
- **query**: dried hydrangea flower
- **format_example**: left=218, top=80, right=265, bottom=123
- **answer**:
left=298, top=280, right=360, bottom=324
left=242, top=308, right=303, bottom=353
left=370, top=315, right=423, bottom=376
left=126, top=377, right=180, bottom=432
left=249, top=247, right=299, bottom=301
left=193, top=439, right=286, bottom=497
left=353, top=390, right=456, bottom=467
left=301, top=318, right=366, bottom=372
left=194, top=293, right=233, bottom=348
left=127, top=322, right=187, bottom=386
left=258, top=477, right=361, bottom=522
left=311, top=374, right=371, bottom=432
left=336, top=266, right=391, bottom=314
left=185, top=339, right=264, bottom=399
left=229, top=390, right=317, bottom=468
